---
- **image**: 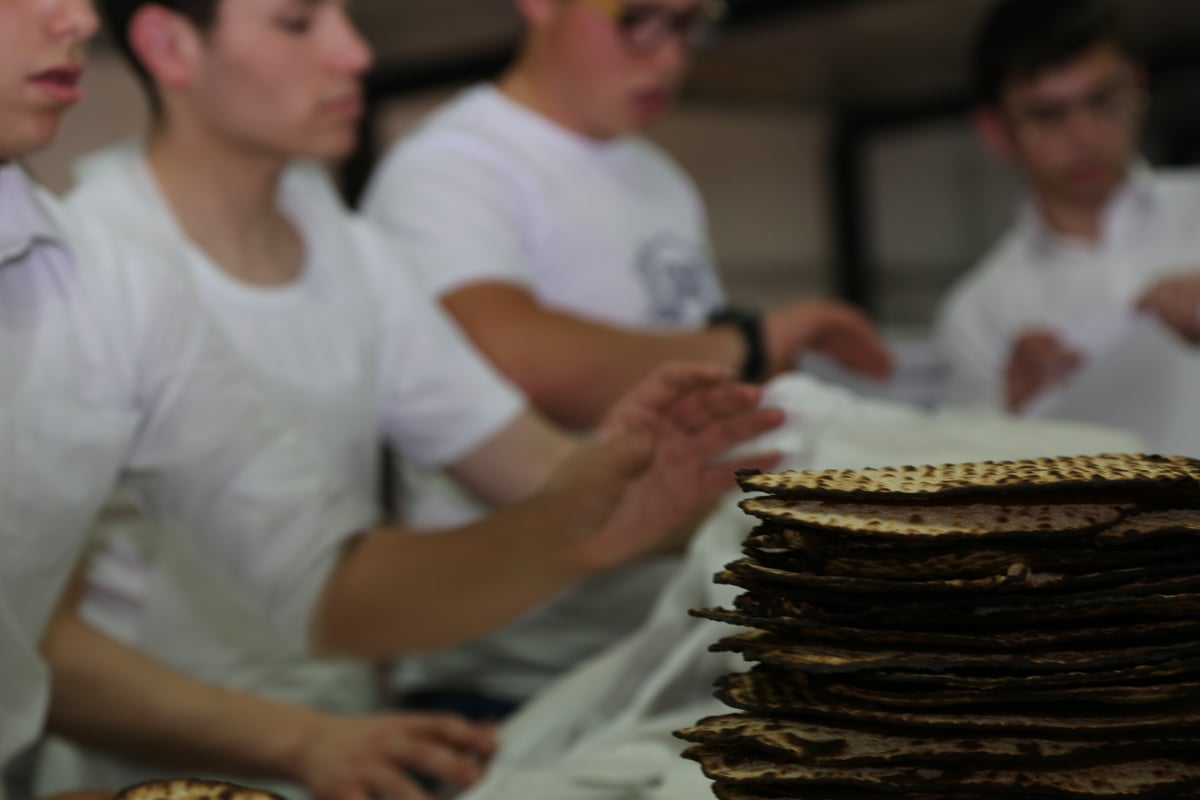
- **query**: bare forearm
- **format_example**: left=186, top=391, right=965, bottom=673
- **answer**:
left=444, top=286, right=743, bottom=428
left=42, top=610, right=321, bottom=783
left=312, top=493, right=592, bottom=658
left=448, top=410, right=578, bottom=507
left=516, top=322, right=742, bottom=428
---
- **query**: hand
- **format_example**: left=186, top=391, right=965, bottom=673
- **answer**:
left=1137, top=273, right=1200, bottom=344
left=563, top=363, right=784, bottom=569
left=1005, top=328, right=1084, bottom=412
left=293, top=712, right=496, bottom=800
left=764, top=301, right=893, bottom=381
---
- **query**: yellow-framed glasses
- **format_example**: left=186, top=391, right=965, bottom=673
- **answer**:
left=579, top=0, right=728, bottom=52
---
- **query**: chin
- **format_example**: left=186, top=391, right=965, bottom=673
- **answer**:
left=2, top=115, right=62, bottom=158
left=293, top=132, right=357, bottom=162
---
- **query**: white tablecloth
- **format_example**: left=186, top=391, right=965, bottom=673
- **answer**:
left=462, top=374, right=1144, bottom=800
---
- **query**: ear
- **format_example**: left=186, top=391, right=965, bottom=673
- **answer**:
left=973, top=107, right=1016, bottom=162
left=127, top=4, right=207, bottom=92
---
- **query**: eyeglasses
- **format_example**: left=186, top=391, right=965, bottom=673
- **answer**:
left=1005, top=76, right=1148, bottom=143
left=579, top=0, right=728, bottom=53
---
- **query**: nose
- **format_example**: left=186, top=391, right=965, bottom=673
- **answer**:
left=650, top=32, right=688, bottom=80
left=329, top=9, right=375, bottom=78
left=50, top=0, right=101, bottom=46
left=1062, top=104, right=1109, bottom=152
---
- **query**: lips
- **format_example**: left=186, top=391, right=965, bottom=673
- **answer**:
left=1065, top=162, right=1113, bottom=184
left=633, top=89, right=671, bottom=118
left=29, top=66, right=83, bottom=105
left=325, top=92, right=364, bottom=119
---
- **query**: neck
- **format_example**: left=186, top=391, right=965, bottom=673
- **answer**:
left=147, top=116, right=302, bottom=287
left=498, top=51, right=608, bottom=141
left=1036, top=192, right=1114, bottom=246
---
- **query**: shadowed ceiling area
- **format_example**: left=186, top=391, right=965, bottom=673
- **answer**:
left=344, top=0, right=1200, bottom=108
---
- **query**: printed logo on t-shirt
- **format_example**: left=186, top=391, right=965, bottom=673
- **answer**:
left=636, top=232, right=723, bottom=328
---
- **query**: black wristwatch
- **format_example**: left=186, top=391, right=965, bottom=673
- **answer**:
left=708, top=306, right=766, bottom=383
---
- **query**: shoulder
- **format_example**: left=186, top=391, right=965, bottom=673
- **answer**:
left=68, top=142, right=180, bottom=253
left=950, top=224, right=1030, bottom=301
left=47, top=189, right=198, bottom=354
left=623, top=136, right=703, bottom=213
left=1147, top=167, right=1200, bottom=207
left=624, top=136, right=695, bottom=189
left=937, top=225, right=1030, bottom=336
left=1149, top=166, right=1200, bottom=190
left=343, top=215, right=425, bottom=295
left=375, top=87, right=521, bottom=177
left=627, top=136, right=689, bottom=176
left=281, top=161, right=358, bottom=231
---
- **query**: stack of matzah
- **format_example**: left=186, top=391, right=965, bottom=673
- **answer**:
left=678, top=453, right=1200, bottom=800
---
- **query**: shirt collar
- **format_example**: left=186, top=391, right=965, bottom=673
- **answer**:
left=0, top=163, right=66, bottom=266
left=1016, top=162, right=1157, bottom=261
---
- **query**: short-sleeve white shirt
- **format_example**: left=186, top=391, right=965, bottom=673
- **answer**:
left=0, top=163, right=374, bottom=794
left=33, top=148, right=524, bottom=796
left=362, top=84, right=724, bottom=329
left=937, top=167, right=1200, bottom=414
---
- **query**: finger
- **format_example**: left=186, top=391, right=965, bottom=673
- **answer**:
left=806, top=309, right=893, bottom=369
left=1057, top=351, right=1085, bottom=373
left=1006, top=363, right=1042, bottom=412
left=400, top=714, right=498, bottom=758
left=624, top=362, right=733, bottom=415
left=1165, top=293, right=1200, bottom=334
left=392, top=738, right=487, bottom=789
left=361, top=763, right=430, bottom=800
left=663, top=382, right=763, bottom=433
left=599, top=363, right=735, bottom=440
left=825, top=335, right=894, bottom=380
left=684, top=407, right=785, bottom=461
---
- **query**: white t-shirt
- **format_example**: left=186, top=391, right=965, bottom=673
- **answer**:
left=35, top=147, right=525, bottom=797
left=361, top=86, right=722, bottom=702
left=363, top=84, right=724, bottom=329
left=936, top=168, right=1200, bottom=452
left=0, top=163, right=373, bottom=799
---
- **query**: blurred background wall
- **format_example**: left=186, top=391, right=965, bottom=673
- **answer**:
left=28, top=0, right=1200, bottom=338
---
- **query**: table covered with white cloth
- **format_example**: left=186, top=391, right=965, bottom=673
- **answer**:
left=461, top=373, right=1145, bottom=800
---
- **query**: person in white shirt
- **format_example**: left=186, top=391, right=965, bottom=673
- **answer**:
left=360, top=0, right=894, bottom=712
left=938, top=0, right=1200, bottom=419
left=31, top=0, right=785, bottom=797
left=0, top=1, right=778, bottom=797
left=364, top=0, right=893, bottom=431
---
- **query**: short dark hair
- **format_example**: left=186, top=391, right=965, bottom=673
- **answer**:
left=972, top=0, right=1139, bottom=107
left=99, top=0, right=221, bottom=113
